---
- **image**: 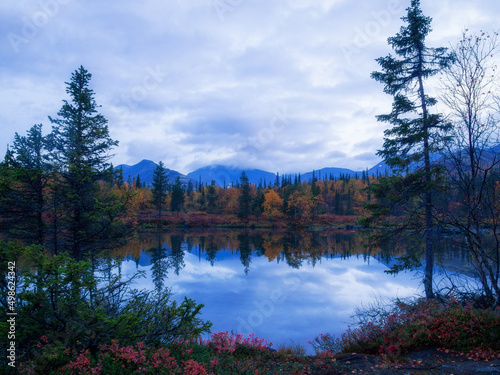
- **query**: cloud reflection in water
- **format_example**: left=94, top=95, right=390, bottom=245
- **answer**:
left=120, top=242, right=420, bottom=353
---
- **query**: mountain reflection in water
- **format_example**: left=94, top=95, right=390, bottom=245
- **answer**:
left=109, top=229, right=474, bottom=354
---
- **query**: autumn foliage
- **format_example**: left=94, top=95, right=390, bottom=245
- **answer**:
left=310, top=298, right=500, bottom=361
left=122, top=172, right=377, bottom=228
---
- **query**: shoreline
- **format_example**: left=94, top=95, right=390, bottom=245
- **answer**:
left=136, top=211, right=361, bottom=231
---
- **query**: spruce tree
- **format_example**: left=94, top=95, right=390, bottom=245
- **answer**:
left=252, top=185, right=265, bottom=215
left=48, top=66, right=124, bottom=258
left=205, top=180, right=218, bottom=213
left=238, top=171, right=252, bottom=220
left=4, top=124, right=51, bottom=245
left=186, top=180, right=194, bottom=196
left=311, top=170, right=321, bottom=197
left=151, top=161, right=169, bottom=220
left=170, top=176, right=185, bottom=213
left=370, top=0, right=453, bottom=298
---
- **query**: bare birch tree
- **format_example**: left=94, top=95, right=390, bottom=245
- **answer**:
left=438, top=30, right=500, bottom=305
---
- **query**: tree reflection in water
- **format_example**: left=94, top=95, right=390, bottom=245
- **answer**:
left=111, top=229, right=480, bottom=354
left=115, top=229, right=478, bottom=289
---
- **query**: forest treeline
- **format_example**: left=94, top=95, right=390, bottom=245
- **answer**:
left=121, top=167, right=377, bottom=225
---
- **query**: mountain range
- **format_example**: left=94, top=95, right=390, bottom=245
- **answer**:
left=115, top=160, right=192, bottom=186
left=115, top=160, right=391, bottom=187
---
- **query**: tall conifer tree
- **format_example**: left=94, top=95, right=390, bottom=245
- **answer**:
left=48, top=66, right=123, bottom=258
left=205, top=180, right=218, bottom=213
left=238, top=171, right=252, bottom=220
left=151, top=161, right=169, bottom=220
left=170, top=176, right=185, bottom=213
left=371, top=0, right=453, bottom=298
left=4, top=124, right=51, bottom=245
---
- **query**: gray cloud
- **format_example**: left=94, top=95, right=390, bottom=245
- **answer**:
left=1, top=0, right=499, bottom=174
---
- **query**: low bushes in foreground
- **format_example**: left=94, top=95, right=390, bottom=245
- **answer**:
left=310, top=298, right=500, bottom=361
left=38, top=332, right=318, bottom=375
left=0, top=242, right=212, bottom=373
left=16, top=300, right=500, bottom=374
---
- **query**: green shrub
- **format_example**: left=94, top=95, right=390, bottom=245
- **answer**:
left=0, top=241, right=212, bottom=372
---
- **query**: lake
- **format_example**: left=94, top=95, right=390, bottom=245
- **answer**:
left=110, top=228, right=475, bottom=353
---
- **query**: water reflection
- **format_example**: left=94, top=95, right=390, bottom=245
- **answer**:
left=113, top=229, right=475, bottom=353
left=117, top=229, right=403, bottom=276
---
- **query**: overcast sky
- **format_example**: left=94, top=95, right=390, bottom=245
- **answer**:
left=1, top=0, right=499, bottom=174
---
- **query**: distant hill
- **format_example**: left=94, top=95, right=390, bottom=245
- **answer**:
left=187, top=165, right=276, bottom=187
left=115, top=160, right=192, bottom=186
left=114, top=145, right=500, bottom=189
left=367, top=161, right=391, bottom=176
left=114, top=160, right=391, bottom=188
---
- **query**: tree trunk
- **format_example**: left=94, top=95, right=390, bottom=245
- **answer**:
left=418, top=49, right=435, bottom=300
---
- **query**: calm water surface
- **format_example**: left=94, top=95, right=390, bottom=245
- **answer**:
left=113, top=229, right=471, bottom=353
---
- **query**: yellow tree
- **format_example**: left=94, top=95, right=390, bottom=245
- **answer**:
left=263, top=189, right=284, bottom=220
left=286, top=190, right=313, bottom=222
